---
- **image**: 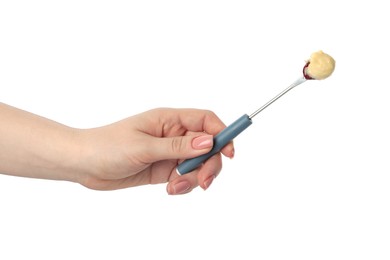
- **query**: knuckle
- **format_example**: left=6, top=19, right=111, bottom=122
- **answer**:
left=204, top=109, right=216, bottom=117
left=171, top=136, right=186, bottom=154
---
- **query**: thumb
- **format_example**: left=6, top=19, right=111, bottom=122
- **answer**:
left=149, top=134, right=214, bottom=161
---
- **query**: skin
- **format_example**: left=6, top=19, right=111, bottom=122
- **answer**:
left=0, top=103, right=234, bottom=195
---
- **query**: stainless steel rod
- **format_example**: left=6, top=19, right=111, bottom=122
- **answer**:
left=249, top=77, right=307, bottom=119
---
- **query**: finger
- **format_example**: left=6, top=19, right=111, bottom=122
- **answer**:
left=177, top=109, right=227, bottom=135
left=197, top=152, right=222, bottom=190
left=187, top=131, right=234, bottom=159
left=141, top=109, right=235, bottom=159
left=166, top=152, right=223, bottom=195
left=141, top=108, right=228, bottom=136
left=220, top=141, right=235, bottom=159
left=146, top=134, right=213, bottom=162
left=166, top=171, right=199, bottom=195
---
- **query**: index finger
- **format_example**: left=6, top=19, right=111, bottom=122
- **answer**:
left=141, top=108, right=227, bottom=135
left=176, top=109, right=235, bottom=158
left=142, top=108, right=235, bottom=158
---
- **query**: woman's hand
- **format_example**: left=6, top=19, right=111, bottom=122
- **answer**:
left=77, top=108, right=234, bottom=194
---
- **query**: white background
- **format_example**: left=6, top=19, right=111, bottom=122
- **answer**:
left=1, top=1, right=389, bottom=259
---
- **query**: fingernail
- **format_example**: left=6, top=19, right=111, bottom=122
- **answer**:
left=168, top=181, right=191, bottom=195
left=192, top=135, right=213, bottom=150
left=230, top=148, right=235, bottom=159
left=203, top=175, right=216, bottom=190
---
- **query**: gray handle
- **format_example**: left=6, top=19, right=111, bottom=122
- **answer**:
left=176, top=114, right=252, bottom=175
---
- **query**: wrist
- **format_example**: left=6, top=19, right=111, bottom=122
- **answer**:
left=69, top=128, right=113, bottom=189
left=27, top=126, right=87, bottom=184
left=51, top=128, right=88, bottom=184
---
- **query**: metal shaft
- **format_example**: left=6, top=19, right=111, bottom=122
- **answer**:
left=249, top=77, right=307, bottom=119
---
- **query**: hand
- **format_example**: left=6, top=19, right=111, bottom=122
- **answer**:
left=77, top=108, right=234, bottom=194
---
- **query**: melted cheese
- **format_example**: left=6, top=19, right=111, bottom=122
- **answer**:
left=306, top=51, right=335, bottom=80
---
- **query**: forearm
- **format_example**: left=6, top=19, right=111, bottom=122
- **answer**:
left=0, top=103, right=83, bottom=183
